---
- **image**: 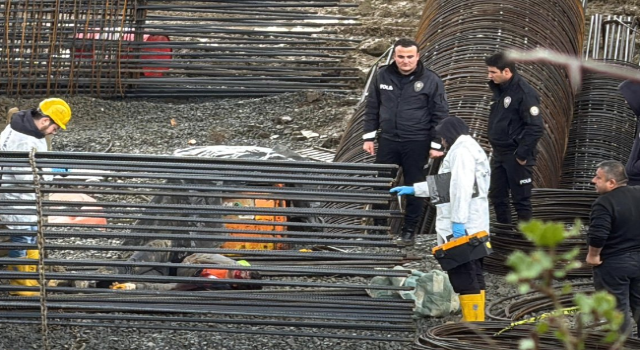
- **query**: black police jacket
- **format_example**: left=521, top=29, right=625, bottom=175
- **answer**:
left=363, top=61, right=449, bottom=148
left=487, top=73, right=544, bottom=161
left=619, top=80, right=640, bottom=185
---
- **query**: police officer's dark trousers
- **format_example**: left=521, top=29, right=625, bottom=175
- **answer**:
left=593, top=252, right=640, bottom=337
left=373, top=137, right=429, bottom=230
left=488, top=151, right=533, bottom=224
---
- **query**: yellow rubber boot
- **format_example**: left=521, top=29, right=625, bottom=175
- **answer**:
left=459, top=293, right=485, bottom=322
left=8, top=250, right=40, bottom=297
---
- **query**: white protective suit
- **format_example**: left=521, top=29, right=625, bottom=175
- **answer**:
left=0, top=122, right=52, bottom=229
left=414, top=135, right=490, bottom=245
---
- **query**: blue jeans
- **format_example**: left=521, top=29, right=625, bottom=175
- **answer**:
left=9, top=226, right=37, bottom=258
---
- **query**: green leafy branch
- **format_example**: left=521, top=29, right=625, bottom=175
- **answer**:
left=504, top=220, right=626, bottom=350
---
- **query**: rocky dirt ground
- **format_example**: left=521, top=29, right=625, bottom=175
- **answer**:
left=0, top=0, right=637, bottom=349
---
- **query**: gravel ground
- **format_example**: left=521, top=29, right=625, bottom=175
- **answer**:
left=0, top=92, right=358, bottom=156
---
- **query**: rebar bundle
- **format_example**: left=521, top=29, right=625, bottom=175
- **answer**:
left=0, top=0, right=360, bottom=98
left=0, top=151, right=416, bottom=344
left=585, top=14, right=638, bottom=62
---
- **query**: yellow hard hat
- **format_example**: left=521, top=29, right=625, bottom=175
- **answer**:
left=39, top=98, right=71, bottom=130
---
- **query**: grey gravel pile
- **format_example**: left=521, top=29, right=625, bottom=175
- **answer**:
left=2, top=92, right=357, bottom=156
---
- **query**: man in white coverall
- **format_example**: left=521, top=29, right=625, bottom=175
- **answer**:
left=391, top=116, right=490, bottom=322
left=0, top=98, right=72, bottom=296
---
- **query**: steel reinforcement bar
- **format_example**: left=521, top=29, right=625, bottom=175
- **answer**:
left=0, top=0, right=360, bottom=98
left=0, top=150, right=415, bottom=346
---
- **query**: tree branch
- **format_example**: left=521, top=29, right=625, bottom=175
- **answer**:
left=504, top=48, right=640, bottom=92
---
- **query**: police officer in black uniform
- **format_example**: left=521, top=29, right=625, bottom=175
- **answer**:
left=485, top=52, right=543, bottom=224
left=363, top=38, right=449, bottom=245
left=619, top=80, right=640, bottom=186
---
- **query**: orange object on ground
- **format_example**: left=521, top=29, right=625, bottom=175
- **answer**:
left=200, top=268, right=231, bottom=279
left=221, top=190, right=289, bottom=250
left=48, top=193, right=107, bottom=227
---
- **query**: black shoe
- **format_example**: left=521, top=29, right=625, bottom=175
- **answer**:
left=396, top=227, right=416, bottom=246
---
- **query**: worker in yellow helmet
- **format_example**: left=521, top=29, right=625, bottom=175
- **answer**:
left=0, top=98, right=72, bottom=296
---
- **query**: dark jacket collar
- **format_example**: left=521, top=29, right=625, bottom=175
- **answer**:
left=620, top=80, right=640, bottom=117
left=389, top=60, right=425, bottom=79
left=10, top=110, right=46, bottom=139
left=488, top=73, right=521, bottom=96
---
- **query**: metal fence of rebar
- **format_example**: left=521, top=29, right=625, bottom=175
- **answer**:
left=0, top=151, right=416, bottom=347
left=0, top=0, right=360, bottom=98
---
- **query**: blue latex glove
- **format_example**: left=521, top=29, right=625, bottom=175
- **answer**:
left=452, top=222, right=466, bottom=238
left=51, top=168, right=69, bottom=173
left=390, top=186, right=415, bottom=196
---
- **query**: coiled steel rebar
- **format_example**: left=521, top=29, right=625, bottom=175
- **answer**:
left=416, top=0, right=585, bottom=188
left=560, top=62, right=639, bottom=189
left=414, top=322, right=640, bottom=349
left=332, top=0, right=586, bottom=236
left=483, top=188, right=597, bottom=277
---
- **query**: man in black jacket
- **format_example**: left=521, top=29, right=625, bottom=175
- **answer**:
left=362, top=38, right=449, bottom=245
left=619, top=80, right=640, bottom=186
left=586, top=160, right=640, bottom=336
left=485, top=53, right=543, bottom=224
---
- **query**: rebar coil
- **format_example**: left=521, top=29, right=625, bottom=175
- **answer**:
left=487, top=282, right=594, bottom=321
left=331, top=0, right=586, bottom=235
left=560, top=62, right=639, bottom=190
left=416, top=0, right=585, bottom=188
left=413, top=322, right=640, bottom=350
left=483, top=188, right=597, bottom=277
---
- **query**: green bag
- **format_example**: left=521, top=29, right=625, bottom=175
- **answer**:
left=367, top=266, right=459, bottom=318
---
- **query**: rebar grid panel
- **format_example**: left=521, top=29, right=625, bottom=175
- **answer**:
left=0, top=151, right=417, bottom=343
left=585, top=14, right=638, bottom=62
left=0, top=0, right=360, bottom=98
left=0, top=0, right=138, bottom=97
left=415, top=0, right=585, bottom=189
left=560, top=62, right=639, bottom=190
